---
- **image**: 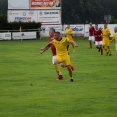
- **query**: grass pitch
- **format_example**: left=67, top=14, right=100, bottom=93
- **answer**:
left=0, top=37, right=117, bottom=117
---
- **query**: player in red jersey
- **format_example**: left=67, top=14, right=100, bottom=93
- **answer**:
left=94, top=24, right=103, bottom=55
left=89, top=23, right=95, bottom=49
left=40, top=28, right=74, bottom=80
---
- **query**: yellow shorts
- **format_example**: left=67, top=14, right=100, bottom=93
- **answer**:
left=102, top=38, right=110, bottom=46
left=67, top=36, right=73, bottom=41
left=55, top=54, right=71, bottom=66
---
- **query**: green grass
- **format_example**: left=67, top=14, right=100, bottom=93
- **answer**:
left=0, top=38, right=117, bottom=117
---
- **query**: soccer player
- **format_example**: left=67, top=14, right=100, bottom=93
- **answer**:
left=102, top=23, right=112, bottom=56
left=40, top=28, right=74, bottom=80
left=65, top=24, right=75, bottom=52
left=89, top=23, right=95, bottom=49
left=41, top=32, right=78, bottom=82
left=94, top=24, right=103, bottom=55
left=40, top=28, right=63, bottom=80
left=111, top=26, right=117, bottom=51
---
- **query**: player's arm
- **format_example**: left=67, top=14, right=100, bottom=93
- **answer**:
left=41, top=43, right=50, bottom=51
left=111, top=36, right=115, bottom=42
left=69, top=40, right=78, bottom=47
left=40, top=46, right=50, bottom=54
left=40, top=42, right=52, bottom=54
left=94, top=31, right=97, bottom=37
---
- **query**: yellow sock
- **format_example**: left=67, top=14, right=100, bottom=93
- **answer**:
left=55, top=65, right=62, bottom=76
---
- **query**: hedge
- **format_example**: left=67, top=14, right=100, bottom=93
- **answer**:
left=0, top=15, right=41, bottom=30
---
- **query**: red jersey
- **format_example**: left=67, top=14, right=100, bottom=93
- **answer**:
left=48, top=37, right=56, bottom=56
left=89, top=26, right=94, bottom=36
left=94, top=29, right=102, bottom=41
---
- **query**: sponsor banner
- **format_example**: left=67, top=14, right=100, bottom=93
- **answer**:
left=40, top=25, right=62, bottom=36
left=64, top=25, right=84, bottom=37
left=8, top=0, right=30, bottom=9
left=12, top=32, right=36, bottom=40
left=30, top=0, right=61, bottom=9
left=38, top=10, right=61, bottom=24
left=8, top=10, right=38, bottom=22
left=84, top=24, right=116, bottom=37
left=0, top=33, right=11, bottom=40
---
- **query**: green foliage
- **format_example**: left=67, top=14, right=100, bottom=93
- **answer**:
left=62, top=0, right=117, bottom=24
left=109, top=16, right=117, bottom=24
left=0, top=15, right=41, bottom=30
left=0, top=38, right=117, bottom=117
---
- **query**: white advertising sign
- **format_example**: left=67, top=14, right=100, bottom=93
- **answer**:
left=64, top=25, right=84, bottom=37
left=38, top=10, right=61, bottom=24
left=84, top=24, right=117, bottom=37
left=12, top=32, right=36, bottom=40
left=8, top=10, right=38, bottom=22
left=0, top=33, right=11, bottom=40
left=8, top=0, right=30, bottom=9
left=40, top=25, right=62, bottom=37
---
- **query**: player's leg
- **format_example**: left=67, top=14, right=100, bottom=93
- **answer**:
left=60, top=63, right=74, bottom=71
left=66, top=65, right=73, bottom=82
left=63, top=54, right=74, bottom=82
left=52, top=56, right=63, bottom=78
left=99, top=41, right=103, bottom=55
left=116, top=43, right=117, bottom=51
left=107, top=46, right=112, bottom=56
left=100, top=45, right=103, bottom=55
left=95, top=41, right=100, bottom=52
left=89, top=36, right=92, bottom=49
left=102, top=39, right=108, bottom=55
left=107, top=40, right=112, bottom=56
left=92, top=36, right=95, bottom=44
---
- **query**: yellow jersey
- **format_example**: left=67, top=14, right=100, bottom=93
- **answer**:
left=113, top=32, right=117, bottom=43
left=66, top=28, right=73, bottom=40
left=102, top=28, right=110, bottom=39
left=52, top=37, right=69, bottom=55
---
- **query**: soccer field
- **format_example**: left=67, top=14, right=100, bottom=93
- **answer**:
left=0, top=38, right=117, bottom=117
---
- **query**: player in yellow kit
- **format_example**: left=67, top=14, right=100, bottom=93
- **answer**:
left=65, top=24, right=75, bottom=52
left=111, top=26, right=117, bottom=51
left=41, top=32, right=78, bottom=82
left=102, top=23, right=112, bottom=56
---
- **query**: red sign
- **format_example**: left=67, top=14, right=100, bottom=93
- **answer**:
left=30, top=0, right=61, bottom=9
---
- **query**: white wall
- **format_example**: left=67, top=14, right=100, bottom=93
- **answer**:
left=8, top=0, right=30, bottom=9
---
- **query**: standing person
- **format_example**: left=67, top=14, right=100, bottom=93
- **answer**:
left=102, top=23, right=112, bottom=56
left=41, top=28, right=63, bottom=80
left=41, top=32, right=78, bottom=82
left=94, top=24, right=103, bottom=55
left=65, top=24, right=75, bottom=52
left=111, top=26, right=117, bottom=51
left=89, top=23, right=95, bottom=49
